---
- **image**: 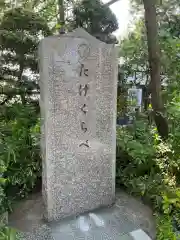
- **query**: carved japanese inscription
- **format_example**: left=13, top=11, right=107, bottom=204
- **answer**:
left=79, top=140, right=89, bottom=148
left=78, top=51, right=90, bottom=148
left=80, top=104, right=88, bottom=114
left=79, top=84, right=89, bottom=96
left=79, top=64, right=88, bottom=77
left=39, top=28, right=117, bottom=222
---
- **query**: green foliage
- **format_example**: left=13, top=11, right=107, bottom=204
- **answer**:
left=0, top=226, right=17, bottom=240
left=69, top=0, right=118, bottom=43
left=120, top=0, right=180, bottom=88
left=117, top=121, right=159, bottom=198
left=0, top=104, right=40, bottom=203
left=0, top=176, right=6, bottom=215
left=119, top=20, right=148, bottom=77
left=116, top=106, right=180, bottom=237
left=0, top=7, right=51, bottom=106
left=118, top=2, right=180, bottom=236
left=0, top=103, right=40, bottom=238
left=156, top=214, right=179, bottom=240
left=0, top=11, right=43, bottom=223
left=0, top=10, right=47, bottom=225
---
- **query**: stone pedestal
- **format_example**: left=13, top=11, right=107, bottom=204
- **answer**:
left=38, top=28, right=118, bottom=221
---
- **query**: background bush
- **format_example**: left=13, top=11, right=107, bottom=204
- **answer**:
left=116, top=98, right=180, bottom=239
left=0, top=104, right=40, bottom=213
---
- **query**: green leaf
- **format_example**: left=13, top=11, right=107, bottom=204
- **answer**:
left=55, top=23, right=61, bottom=29
left=0, top=178, right=6, bottom=185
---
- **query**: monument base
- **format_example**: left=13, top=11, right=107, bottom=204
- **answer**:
left=43, top=141, right=115, bottom=222
left=8, top=190, right=155, bottom=240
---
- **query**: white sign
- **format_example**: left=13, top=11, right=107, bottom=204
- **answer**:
left=128, top=88, right=142, bottom=111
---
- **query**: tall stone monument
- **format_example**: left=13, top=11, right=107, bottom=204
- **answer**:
left=38, top=28, right=118, bottom=222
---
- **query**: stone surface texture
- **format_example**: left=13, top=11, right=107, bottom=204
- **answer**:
left=38, top=28, right=118, bottom=221
left=8, top=190, right=156, bottom=240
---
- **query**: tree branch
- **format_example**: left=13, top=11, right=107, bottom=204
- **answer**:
left=0, top=90, right=40, bottom=95
left=105, top=0, right=120, bottom=7
left=0, top=90, right=40, bottom=105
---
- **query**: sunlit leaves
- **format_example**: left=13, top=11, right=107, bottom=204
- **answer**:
left=69, top=0, right=118, bottom=42
left=0, top=226, right=17, bottom=240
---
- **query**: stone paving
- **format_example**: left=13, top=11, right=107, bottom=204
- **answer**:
left=9, top=190, right=156, bottom=240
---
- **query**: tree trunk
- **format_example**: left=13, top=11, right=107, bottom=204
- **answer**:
left=58, top=0, right=65, bottom=34
left=143, top=0, right=168, bottom=139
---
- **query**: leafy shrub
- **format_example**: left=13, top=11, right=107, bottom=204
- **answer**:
left=116, top=105, right=180, bottom=238
left=0, top=165, right=7, bottom=215
left=0, top=103, right=40, bottom=239
left=0, top=226, right=17, bottom=240
left=156, top=214, right=179, bottom=240
left=0, top=103, right=41, bottom=209
left=116, top=120, right=158, bottom=192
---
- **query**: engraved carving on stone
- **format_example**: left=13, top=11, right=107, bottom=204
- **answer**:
left=79, top=63, right=88, bottom=77
left=79, top=84, right=89, bottom=97
left=79, top=140, right=89, bottom=148
left=81, top=121, right=87, bottom=133
left=77, top=50, right=90, bottom=148
left=80, top=104, right=88, bottom=114
left=78, top=43, right=90, bottom=62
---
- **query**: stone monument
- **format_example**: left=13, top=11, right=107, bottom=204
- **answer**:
left=38, top=28, right=118, bottom=222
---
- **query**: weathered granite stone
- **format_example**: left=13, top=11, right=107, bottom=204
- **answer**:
left=38, top=28, right=118, bottom=221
